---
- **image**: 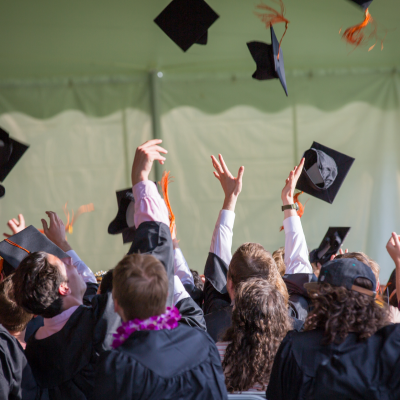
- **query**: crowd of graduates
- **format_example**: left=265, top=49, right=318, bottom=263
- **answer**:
left=1, top=139, right=400, bottom=400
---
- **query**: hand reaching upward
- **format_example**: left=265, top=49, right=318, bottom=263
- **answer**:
left=3, top=214, right=26, bottom=238
left=281, top=158, right=305, bottom=205
left=131, top=139, right=168, bottom=187
left=211, top=154, right=244, bottom=212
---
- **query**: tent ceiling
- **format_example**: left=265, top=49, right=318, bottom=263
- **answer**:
left=0, top=0, right=399, bottom=80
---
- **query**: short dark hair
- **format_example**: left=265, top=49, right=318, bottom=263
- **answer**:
left=304, top=277, right=390, bottom=344
left=12, top=252, right=65, bottom=318
left=190, top=269, right=204, bottom=291
left=0, top=276, right=33, bottom=332
left=113, top=254, right=168, bottom=321
left=99, top=269, right=114, bottom=294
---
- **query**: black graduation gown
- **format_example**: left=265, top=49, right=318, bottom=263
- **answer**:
left=267, top=324, right=400, bottom=400
left=183, top=283, right=204, bottom=309
left=0, top=324, right=37, bottom=400
left=94, top=323, right=228, bottom=400
left=25, top=292, right=120, bottom=400
left=283, top=273, right=317, bottom=322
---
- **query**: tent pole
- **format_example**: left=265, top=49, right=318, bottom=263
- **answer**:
left=149, top=70, right=162, bottom=183
left=292, top=104, right=299, bottom=167
left=121, top=108, right=131, bottom=187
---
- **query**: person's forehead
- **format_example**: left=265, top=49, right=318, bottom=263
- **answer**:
left=46, top=253, right=66, bottom=273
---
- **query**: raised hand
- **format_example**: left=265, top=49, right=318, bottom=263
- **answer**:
left=386, top=232, right=400, bottom=267
left=281, top=158, right=305, bottom=205
left=3, top=214, right=26, bottom=238
left=330, top=248, right=349, bottom=261
left=131, top=139, right=168, bottom=187
left=211, top=154, right=244, bottom=212
left=41, top=211, right=72, bottom=252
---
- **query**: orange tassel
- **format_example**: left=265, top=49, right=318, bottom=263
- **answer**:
left=255, top=0, right=290, bottom=59
left=342, top=8, right=384, bottom=51
left=63, top=202, right=95, bottom=235
left=280, top=192, right=305, bottom=231
left=160, top=171, right=176, bottom=236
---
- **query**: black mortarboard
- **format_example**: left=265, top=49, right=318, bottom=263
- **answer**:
left=296, top=142, right=355, bottom=204
left=247, top=26, right=288, bottom=96
left=154, top=0, right=219, bottom=52
left=348, top=0, right=373, bottom=11
left=0, top=225, right=69, bottom=276
left=0, top=127, right=29, bottom=198
left=108, top=188, right=136, bottom=244
left=309, top=227, right=351, bottom=266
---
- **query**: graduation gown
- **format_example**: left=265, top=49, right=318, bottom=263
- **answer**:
left=267, top=324, right=400, bottom=400
left=94, top=323, right=228, bottom=400
left=0, top=324, right=37, bottom=400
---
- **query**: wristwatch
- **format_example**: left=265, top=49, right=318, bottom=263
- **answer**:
left=282, top=203, right=299, bottom=212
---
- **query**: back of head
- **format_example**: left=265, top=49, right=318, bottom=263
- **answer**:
left=222, top=278, right=292, bottom=392
left=0, top=276, right=32, bottom=333
left=230, top=242, right=288, bottom=304
left=335, top=252, right=380, bottom=286
left=113, top=254, right=168, bottom=321
left=190, top=269, right=204, bottom=291
left=12, top=252, right=65, bottom=318
left=99, top=269, right=114, bottom=294
left=305, top=271, right=389, bottom=344
left=272, top=247, right=286, bottom=276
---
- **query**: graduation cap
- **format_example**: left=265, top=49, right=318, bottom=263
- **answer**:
left=0, top=225, right=69, bottom=277
left=108, top=188, right=136, bottom=244
left=348, top=0, right=373, bottom=11
left=0, top=127, right=29, bottom=198
left=296, top=142, right=355, bottom=204
left=309, top=227, right=351, bottom=266
left=154, top=0, right=220, bottom=52
left=247, top=26, right=288, bottom=96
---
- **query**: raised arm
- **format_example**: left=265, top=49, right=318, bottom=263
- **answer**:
left=203, top=155, right=244, bottom=314
left=41, top=211, right=97, bottom=284
left=281, top=159, right=312, bottom=275
left=386, top=232, right=400, bottom=309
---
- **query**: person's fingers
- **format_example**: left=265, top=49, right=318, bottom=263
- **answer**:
left=148, top=145, right=168, bottom=154
left=294, top=158, right=305, bottom=179
left=345, top=249, right=348, bottom=253
left=392, top=232, right=400, bottom=248
left=211, top=156, right=224, bottom=175
left=330, top=254, right=336, bottom=261
left=339, top=248, right=344, bottom=255
left=8, top=219, right=18, bottom=232
left=46, top=212, right=57, bottom=227
left=11, top=218, right=19, bottom=226
left=219, top=154, right=230, bottom=175
left=141, top=139, right=163, bottom=148
left=3, top=233, right=10, bottom=238
left=18, top=214, right=25, bottom=227
left=213, top=171, right=221, bottom=180
left=41, top=219, right=49, bottom=234
left=148, top=152, right=166, bottom=162
left=237, top=166, right=245, bottom=183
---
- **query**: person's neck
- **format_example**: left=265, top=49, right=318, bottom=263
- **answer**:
left=9, top=329, right=26, bottom=349
left=60, top=296, right=83, bottom=313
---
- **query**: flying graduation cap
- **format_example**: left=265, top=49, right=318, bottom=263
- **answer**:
left=247, top=26, right=288, bottom=96
left=309, top=227, right=351, bottom=266
left=154, top=0, right=219, bottom=52
left=348, top=0, right=373, bottom=11
left=0, top=225, right=69, bottom=277
left=0, top=127, right=29, bottom=198
left=296, top=142, right=355, bottom=204
left=108, top=188, right=136, bottom=244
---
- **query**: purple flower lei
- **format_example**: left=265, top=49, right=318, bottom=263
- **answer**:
left=112, top=306, right=181, bottom=349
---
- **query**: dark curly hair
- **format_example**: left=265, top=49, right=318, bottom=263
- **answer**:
left=99, top=269, right=114, bottom=294
left=190, top=269, right=204, bottom=291
left=12, top=252, right=66, bottom=318
left=304, top=278, right=390, bottom=344
left=222, top=278, right=292, bottom=392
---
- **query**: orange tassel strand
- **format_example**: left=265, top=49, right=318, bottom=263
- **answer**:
left=342, top=8, right=384, bottom=51
left=63, top=202, right=95, bottom=234
left=255, top=0, right=290, bottom=58
left=160, top=171, right=176, bottom=236
left=280, top=192, right=305, bottom=232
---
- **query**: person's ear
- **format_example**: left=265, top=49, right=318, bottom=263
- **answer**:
left=227, top=276, right=235, bottom=301
left=113, top=297, right=127, bottom=322
left=58, top=282, right=71, bottom=296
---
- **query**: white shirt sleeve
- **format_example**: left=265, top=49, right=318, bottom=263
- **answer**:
left=283, top=216, right=312, bottom=274
left=173, top=275, right=190, bottom=305
left=209, top=210, right=235, bottom=267
left=174, top=247, right=194, bottom=286
left=66, top=250, right=97, bottom=284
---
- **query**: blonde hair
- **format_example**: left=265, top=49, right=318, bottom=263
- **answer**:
left=272, top=247, right=286, bottom=276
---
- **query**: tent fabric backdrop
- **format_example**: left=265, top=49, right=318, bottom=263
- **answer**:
left=0, top=71, right=399, bottom=282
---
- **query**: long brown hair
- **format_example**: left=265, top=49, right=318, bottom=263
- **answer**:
left=304, top=278, right=390, bottom=344
left=222, top=278, right=292, bottom=392
left=229, top=242, right=289, bottom=305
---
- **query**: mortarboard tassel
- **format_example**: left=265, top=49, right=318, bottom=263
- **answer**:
left=255, top=0, right=289, bottom=59
left=280, top=191, right=305, bottom=231
left=341, top=8, right=384, bottom=51
left=160, top=171, right=176, bottom=236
